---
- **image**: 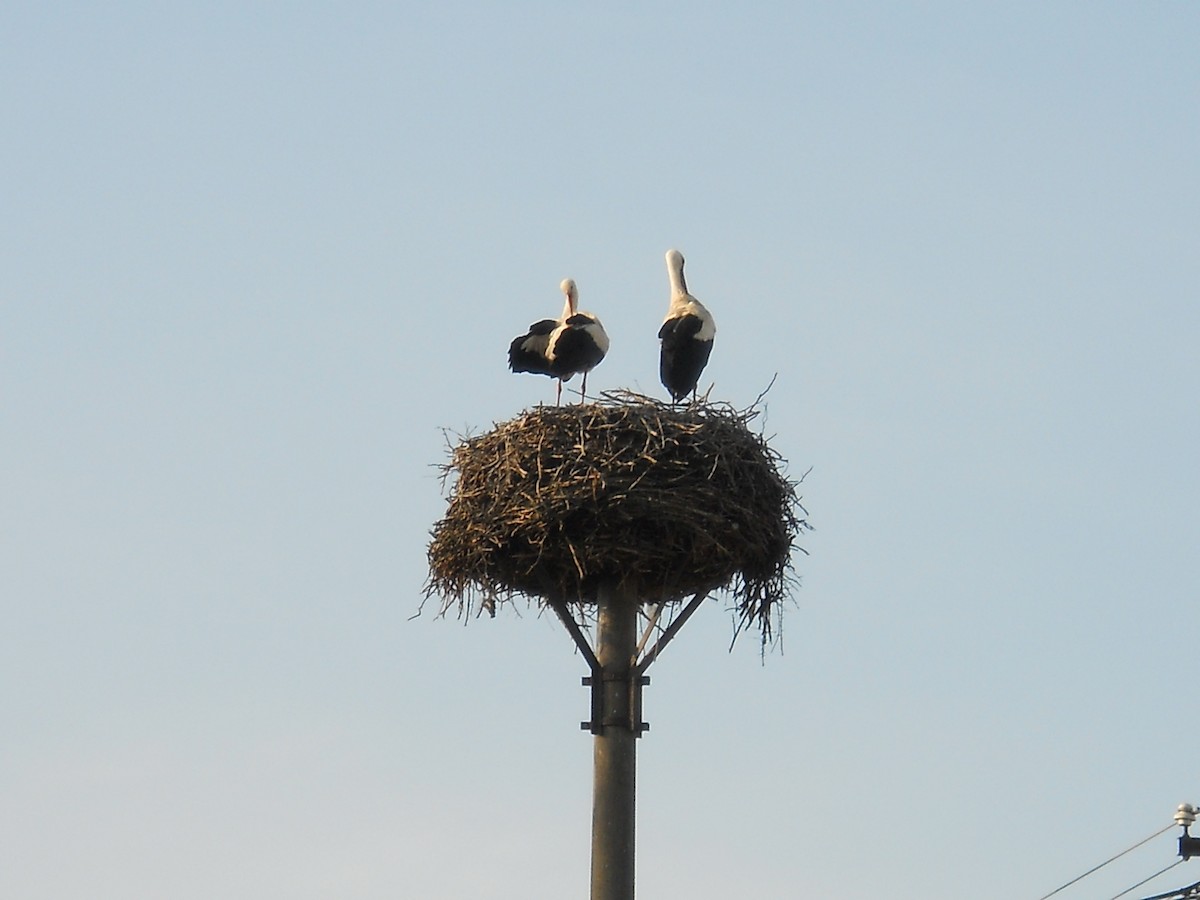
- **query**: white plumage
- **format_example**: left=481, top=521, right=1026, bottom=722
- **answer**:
left=509, top=279, right=609, bottom=404
left=658, top=249, right=715, bottom=402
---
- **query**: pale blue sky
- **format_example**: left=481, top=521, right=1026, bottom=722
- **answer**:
left=3, top=4, right=1199, bottom=898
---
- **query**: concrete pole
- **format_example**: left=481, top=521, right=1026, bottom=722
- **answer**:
left=590, top=580, right=638, bottom=900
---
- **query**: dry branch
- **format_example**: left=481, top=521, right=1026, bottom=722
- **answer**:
left=425, top=390, right=810, bottom=645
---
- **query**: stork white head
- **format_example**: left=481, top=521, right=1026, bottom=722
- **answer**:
left=665, top=249, right=687, bottom=295
left=560, top=278, right=578, bottom=317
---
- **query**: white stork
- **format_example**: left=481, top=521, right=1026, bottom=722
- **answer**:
left=508, top=278, right=609, bottom=404
left=658, top=249, right=715, bottom=402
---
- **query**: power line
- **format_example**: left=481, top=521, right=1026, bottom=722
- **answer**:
left=1110, top=859, right=1186, bottom=899
left=1136, top=878, right=1200, bottom=900
left=1037, top=822, right=1176, bottom=900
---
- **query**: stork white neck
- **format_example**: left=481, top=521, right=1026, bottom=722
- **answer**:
left=665, top=249, right=688, bottom=297
left=662, top=248, right=715, bottom=339
left=560, top=278, right=578, bottom=319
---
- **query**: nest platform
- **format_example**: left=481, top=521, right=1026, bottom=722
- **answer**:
left=425, top=391, right=809, bottom=641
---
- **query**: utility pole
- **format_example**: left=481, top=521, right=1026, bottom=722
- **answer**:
left=590, top=581, right=638, bottom=900
left=427, top=393, right=806, bottom=897
left=552, top=586, right=707, bottom=900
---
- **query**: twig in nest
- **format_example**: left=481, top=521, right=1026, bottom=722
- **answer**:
left=425, top=390, right=811, bottom=649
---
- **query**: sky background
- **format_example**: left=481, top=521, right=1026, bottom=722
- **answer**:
left=3, top=3, right=1199, bottom=898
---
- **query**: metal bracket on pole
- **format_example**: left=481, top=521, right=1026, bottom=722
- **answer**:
left=549, top=598, right=601, bottom=672
left=580, top=672, right=650, bottom=736
left=551, top=591, right=710, bottom=738
left=548, top=600, right=606, bottom=734
left=549, top=598, right=651, bottom=736
left=633, top=591, right=709, bottom=678
left=629, top=673, right=650, bottom=737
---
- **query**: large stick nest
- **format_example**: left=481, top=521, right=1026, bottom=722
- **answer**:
left=425, top=391, right=810, bottom=643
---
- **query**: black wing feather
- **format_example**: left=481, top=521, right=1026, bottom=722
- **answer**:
left=508, top=318, right=558, bottom=375
left=658, top=314, right=713, bottom=400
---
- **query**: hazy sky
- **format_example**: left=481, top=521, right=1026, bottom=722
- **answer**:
left=3, top=4, right=1199, bottom=898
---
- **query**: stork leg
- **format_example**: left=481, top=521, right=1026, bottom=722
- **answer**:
left=555, top=379, right=563, bottom=406
left=580, top=371, right=588, bottom=405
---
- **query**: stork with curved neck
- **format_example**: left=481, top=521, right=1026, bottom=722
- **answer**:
left=658, top=249, right=716, bottom=402
left=508, top=278, right=609, bottom=405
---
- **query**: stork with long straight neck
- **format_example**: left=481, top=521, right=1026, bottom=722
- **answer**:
left=658, top=249, right=716, bottom=403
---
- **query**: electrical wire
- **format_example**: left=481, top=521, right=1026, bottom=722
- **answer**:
left=1036, top=822, right=1177, bottom=900
left=1110, top=859, right=1186, bottom=899
left=1135, top=877, right=1200, bottom=900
